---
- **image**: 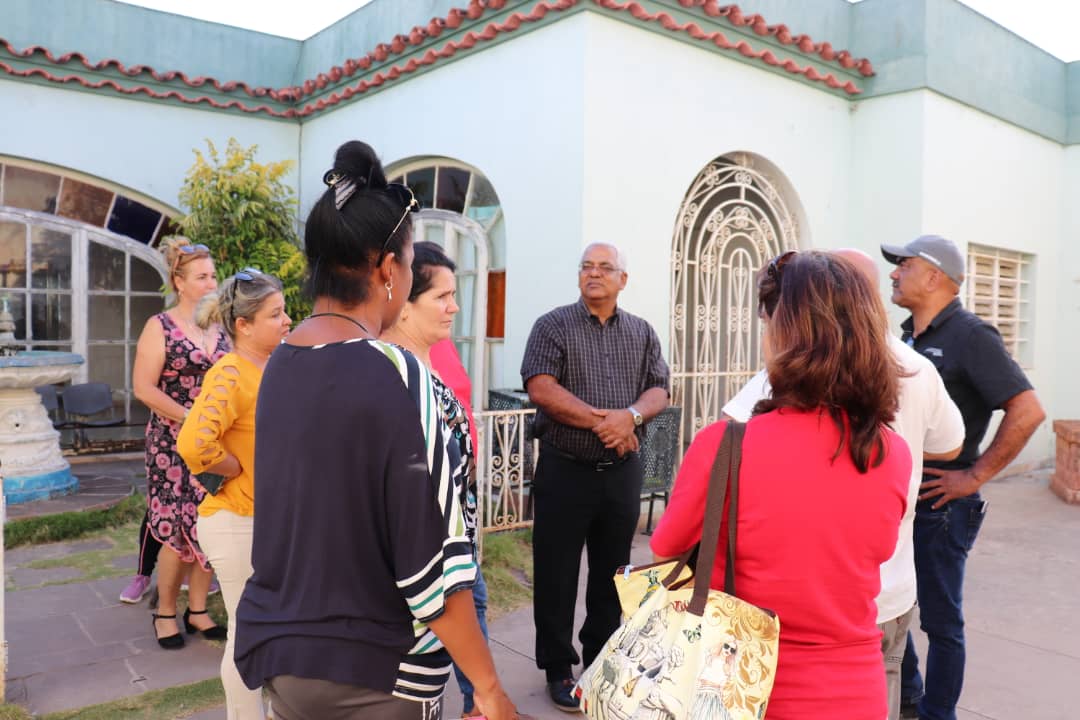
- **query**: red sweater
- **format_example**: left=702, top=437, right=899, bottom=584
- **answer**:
left=651, top=410, right=910, bottom=720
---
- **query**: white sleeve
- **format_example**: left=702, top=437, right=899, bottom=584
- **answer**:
left=923, top=367, right=965, bottom=455
left=722, top=369, right=771, bottom=423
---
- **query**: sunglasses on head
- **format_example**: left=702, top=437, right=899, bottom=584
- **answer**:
left=759, top=251, right=796, bottom=318
left=378, top=183, right=420, bottom=259
left=179, top=243, right=210, bottom=254
left=766, top=251, right=796, bottom=280
left=234, top=267, right=262, bottom=282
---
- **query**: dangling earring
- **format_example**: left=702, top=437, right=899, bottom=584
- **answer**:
left=385, top=281, right=393, bottom=301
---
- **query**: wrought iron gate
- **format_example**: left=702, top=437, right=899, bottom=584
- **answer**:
left=669, top=153, right=802, bottom=449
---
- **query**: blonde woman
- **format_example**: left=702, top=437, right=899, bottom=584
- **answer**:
left=132, top=237, right=229, bottom=648
left=177, top=268, right=290, bottom=719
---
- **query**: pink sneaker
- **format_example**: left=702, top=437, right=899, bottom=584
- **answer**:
left=119, top=575, right=152, bottom=604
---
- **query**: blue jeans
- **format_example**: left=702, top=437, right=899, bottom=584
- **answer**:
left=902, top=495, right=987, bottom=720
left=453, top=569, right=489, bottom=714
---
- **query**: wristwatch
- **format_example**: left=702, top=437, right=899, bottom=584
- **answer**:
left=628, top=406, right=644, bottom=427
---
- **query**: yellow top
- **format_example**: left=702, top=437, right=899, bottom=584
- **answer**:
left=177, top=352, right=261, bottom=518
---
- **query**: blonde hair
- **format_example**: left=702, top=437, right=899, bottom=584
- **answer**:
left=159, top=236, right=211, bottom=291
left=196, top=271, right=283, bottom=342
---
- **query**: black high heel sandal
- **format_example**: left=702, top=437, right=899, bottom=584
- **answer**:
left=183, top=608, right=228, bottom=640
left=152, top=613, right=185, bottom=650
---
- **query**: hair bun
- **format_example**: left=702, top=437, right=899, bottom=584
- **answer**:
left=331, top=141, right=387, bottom=189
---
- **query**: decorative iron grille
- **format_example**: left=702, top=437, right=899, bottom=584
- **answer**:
left=669, top=154, right=801, bottom=452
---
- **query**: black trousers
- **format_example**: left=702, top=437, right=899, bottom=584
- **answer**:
left=532, top=448, right=642, bottom=680
left=138, top=509, right=163, bottom=577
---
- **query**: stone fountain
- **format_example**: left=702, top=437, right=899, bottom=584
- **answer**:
left=0, top=296, right=85, bottom=504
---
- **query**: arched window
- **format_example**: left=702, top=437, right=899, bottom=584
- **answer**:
left=669, top=152, right=808, bottom=448
left=1, top=159, right=174, bottom=434
left=389, top=158, right=506, bottom=409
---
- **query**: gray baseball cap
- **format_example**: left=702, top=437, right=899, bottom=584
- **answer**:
left=880, top=235, right=965, bottom=286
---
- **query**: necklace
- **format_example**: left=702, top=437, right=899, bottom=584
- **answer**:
left=306, top=312, right=372, bottom=337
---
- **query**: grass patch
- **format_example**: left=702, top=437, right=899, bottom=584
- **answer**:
left=14, top=523, right=139, bottom=588
left=0, top=705, right=32, bottom=720
left=37, top=677, right=226, bottom=720
left=481, top=528, right=533, bottom=619
left=4, top=493, right=145, bottom=549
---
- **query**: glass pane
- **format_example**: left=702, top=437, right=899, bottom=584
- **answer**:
left=151, top=216, right=182, bottom=248
left=436, top=168, right=469, bottom=214
left=407, top=167, right=435, bottom=209
left=87, top=344, right=126, bottom=395
left=107, top=196, right=162, bottom=244
left=89, top=295, right=125, bottom=340
left=455, top=274, right=475, bottom=336
left=57, top=179, right=114, bottom=226
left=29, top=344, right=71, bottom=353
left=131, top=255, right=165, bottom=292
left=31, top=227, right=72, bottom=289
left=422, top=222, right=445, bottom=249
left=466, top=172, right=500, bottom=226
left=30, top=293, right=72, bottom=341
left=454, top=228, right=476, bottom=271
left=89, top=241, right=126, bottom=291
left=131, top=295, right=165, bottom=333
left=455, top=340, right=473, bottom=379
left=0, top=221, right=27, bottom=288
left=2, top=166, right=60, bottom=213
left=4, top=292, right=27, bottom=340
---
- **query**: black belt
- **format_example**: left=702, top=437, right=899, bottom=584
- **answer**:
left=541, top=444, right=632, bottom=472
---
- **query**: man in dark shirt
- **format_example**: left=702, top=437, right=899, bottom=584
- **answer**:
left=881, top=235, right=1045, bottom=720
left=521, top=242, right=670, bottom=712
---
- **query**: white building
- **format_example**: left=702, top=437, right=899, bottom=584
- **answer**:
left=1, top=0, right=1075, bottom=467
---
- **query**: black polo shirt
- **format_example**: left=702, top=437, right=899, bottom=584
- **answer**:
left=901, top=298, right=1032, bottom=474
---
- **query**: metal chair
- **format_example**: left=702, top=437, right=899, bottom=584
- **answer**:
left=60, top=382, right=124, bottom=448
left=34, top=384, right=68, bottom=429
left=640, top=406, right=682, bottom=535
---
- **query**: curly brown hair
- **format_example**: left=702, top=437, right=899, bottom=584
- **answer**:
left=754, top=250, right=901, bottom=473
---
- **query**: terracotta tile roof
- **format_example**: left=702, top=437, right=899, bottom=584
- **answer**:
left=0, top=0, right=873, bottom=118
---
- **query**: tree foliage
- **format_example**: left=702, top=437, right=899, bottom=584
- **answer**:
left=177, top=139, right=310, bottom=320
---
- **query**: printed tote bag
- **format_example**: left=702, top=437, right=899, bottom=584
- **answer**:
left=576, top=422, right=780, bottom=720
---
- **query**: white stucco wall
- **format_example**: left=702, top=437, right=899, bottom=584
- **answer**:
left=298, top=15, right=589, bottom=391
left=848, top=90, right=927, bottom=330
left=1058, top=147, right=1080, bottom=421
left=920, top=92, right=1063, bottom=466
left=580, top=13, right=854, bottom=351
left=0, top=77, right=299, bottom=209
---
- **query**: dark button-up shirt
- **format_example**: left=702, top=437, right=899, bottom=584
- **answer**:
left=901, top=298, right=1033, bottom=475
left=521, top=299, right=670, bottom=462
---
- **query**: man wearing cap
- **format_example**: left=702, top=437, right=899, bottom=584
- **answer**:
left=881, top=235, right=1046, bottom=720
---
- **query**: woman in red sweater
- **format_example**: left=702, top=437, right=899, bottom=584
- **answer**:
left=651, top=250, right=911, bottom=720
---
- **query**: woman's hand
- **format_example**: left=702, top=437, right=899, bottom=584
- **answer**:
left=472, top=685, right=520, bottom=720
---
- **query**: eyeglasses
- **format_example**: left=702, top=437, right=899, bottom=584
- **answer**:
left=579, top=262, right=623, bottom=275
left=766, top=251, right=796, bottom=280
left=379, top=183, right=420, bottom=259
left=229, top=267, right=263, bottom=323
left=759, top=251, right=796, bottom=318
left=171, top=243, right=210, bottom=274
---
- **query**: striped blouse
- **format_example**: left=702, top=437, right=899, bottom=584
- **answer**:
left=234, top=338, right=476, bottom=703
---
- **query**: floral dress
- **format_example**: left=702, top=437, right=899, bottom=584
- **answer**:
left=145, top=312, right=229, bottom=567
left=432, top=376, right=477, bottom=547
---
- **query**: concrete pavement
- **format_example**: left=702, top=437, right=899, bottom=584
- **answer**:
left=4, top=465, right=1077, bottom=718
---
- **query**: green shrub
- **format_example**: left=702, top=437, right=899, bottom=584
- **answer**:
left=178, top=139, right=310, bottom=321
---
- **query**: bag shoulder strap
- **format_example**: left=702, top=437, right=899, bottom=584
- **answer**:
left=689, top=421, right=746, bottom=616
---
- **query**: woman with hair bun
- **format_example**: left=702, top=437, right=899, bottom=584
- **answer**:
left=234, top=141, right=521, bottom=720
left=132, top=236, right=229, bottom=648
left=178, top=268, right=291, bottom=719
left=651, top=251, right=912, bottom=720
